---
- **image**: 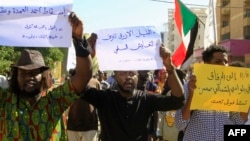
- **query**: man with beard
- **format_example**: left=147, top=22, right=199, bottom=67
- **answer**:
left=81, top=44, right=185, bottom=141
left=0, top=12, right=92, bottom=140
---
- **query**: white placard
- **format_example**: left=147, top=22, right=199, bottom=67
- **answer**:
left=0, top=0, right=73, bottom=47
left=95, top=26, right=163, bottom=71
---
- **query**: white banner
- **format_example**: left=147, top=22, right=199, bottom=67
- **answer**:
left=95, top=26, right=163, bottom=71
left=0, top=0, right=73, bottom=47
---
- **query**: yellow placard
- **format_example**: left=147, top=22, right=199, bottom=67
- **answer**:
left=190, top=63, right=250, bottom=112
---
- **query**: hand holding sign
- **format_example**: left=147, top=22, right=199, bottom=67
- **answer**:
left=69, top=12, right=89, bottom=58
left=159, top=44, right=175, bottom=73
left=70, top=12, right=84, bottom=40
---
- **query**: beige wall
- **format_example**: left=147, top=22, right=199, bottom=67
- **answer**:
left=216, top=0, right=249, bottom=41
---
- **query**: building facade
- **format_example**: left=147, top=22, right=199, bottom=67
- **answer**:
left=195, top=0, right=250, bottom=64
left=167, top=7, right=207, bottom=67
left=215, top=0, right=250, bottom=65
left=167, top=0, right=250, bottom=67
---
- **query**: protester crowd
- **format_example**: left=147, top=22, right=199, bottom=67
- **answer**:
left=0, top=11, right=250, bottom=141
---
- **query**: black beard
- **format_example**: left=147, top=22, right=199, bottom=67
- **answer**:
left=20, top=89, right=41, bottom=98
left=117, top=83, right=134, bottom=94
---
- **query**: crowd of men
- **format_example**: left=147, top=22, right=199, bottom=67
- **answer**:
left=0, top=11, right=249, bottom=141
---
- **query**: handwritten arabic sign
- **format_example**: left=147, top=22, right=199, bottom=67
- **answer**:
left=95, top=26, right=162, bottom=71
left=0, top=0, right=73, bottom=47
left=190, top=63, right=250, bottom=112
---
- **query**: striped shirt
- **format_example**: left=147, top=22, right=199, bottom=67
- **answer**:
left=175, top=82, right=245, bottom=141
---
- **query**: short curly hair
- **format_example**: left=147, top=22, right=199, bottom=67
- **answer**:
left=202, top=45, right=228, bottom=63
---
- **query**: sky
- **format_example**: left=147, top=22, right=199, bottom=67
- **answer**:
left=72, top=0, right=209, bottom=33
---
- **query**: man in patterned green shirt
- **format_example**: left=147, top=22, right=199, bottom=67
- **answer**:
left=0, top=12, right=92, bottom=141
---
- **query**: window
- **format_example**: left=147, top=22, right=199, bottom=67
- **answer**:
left=222, top=1, right=228, bottom=7
left=222, top=21, right=229, bottom=27
left=244, top=26, right=250, bottom=39
left=221, top=32, right=230, bottom=40
left=244, top=9, right=250, bottom=17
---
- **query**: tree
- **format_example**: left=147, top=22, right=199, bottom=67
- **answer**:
left=0, top=46, right=20, bottom=75
left=36, top=47, right=64, bottom=69
left=0, top=46, right=64, bottom=75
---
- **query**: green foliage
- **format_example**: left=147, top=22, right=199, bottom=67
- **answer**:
left=36, top=47, right=64, bottom=68
left=0, top=46, right=20, bottom=75
left=0, top=46, right=65, bottom=75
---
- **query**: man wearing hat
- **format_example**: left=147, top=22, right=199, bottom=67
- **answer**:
left=0, top=12, right=92, bottom=140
